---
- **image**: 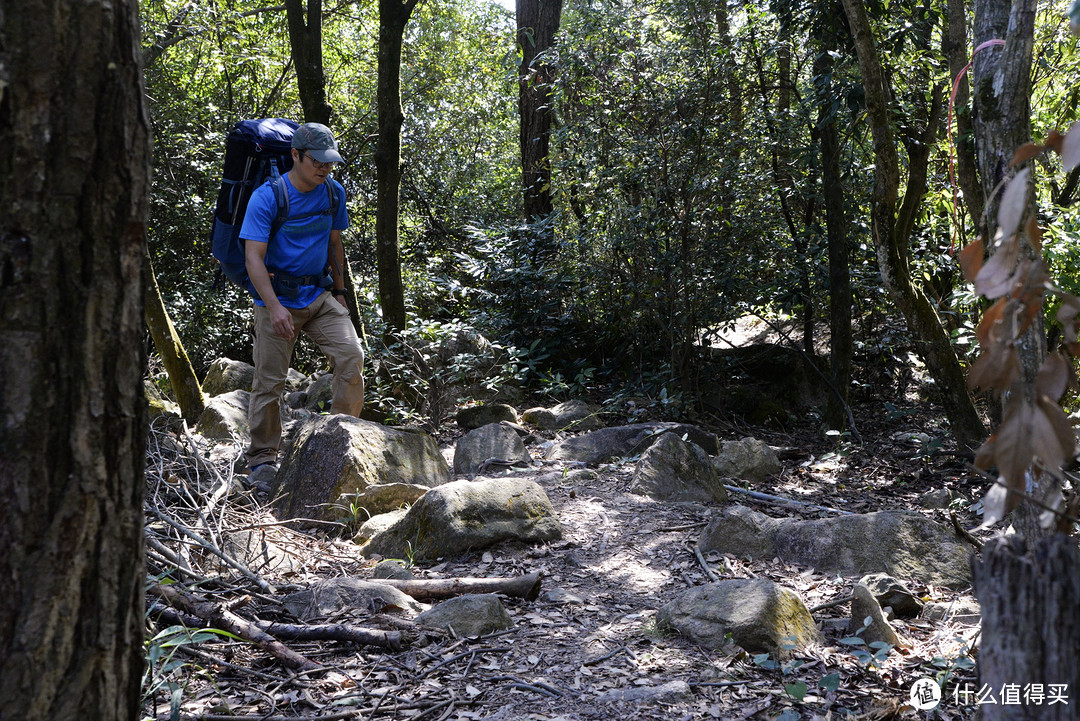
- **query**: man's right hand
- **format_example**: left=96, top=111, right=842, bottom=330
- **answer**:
left=269, top=301, right=295, bottom=339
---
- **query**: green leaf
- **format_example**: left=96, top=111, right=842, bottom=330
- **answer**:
left=785, top=681, right=809, bottom=701
left=819, top=672, right=841, bottom=692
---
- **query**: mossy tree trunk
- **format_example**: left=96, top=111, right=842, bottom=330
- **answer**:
left=839, top=0, right=986, bottom=451
left=144, top=245, right=206, bottom=424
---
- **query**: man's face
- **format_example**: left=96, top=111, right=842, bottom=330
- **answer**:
left=292, top=149, right=335, bottom=187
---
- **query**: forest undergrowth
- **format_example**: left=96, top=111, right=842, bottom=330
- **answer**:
left=142, top=373, right=991, bottom=721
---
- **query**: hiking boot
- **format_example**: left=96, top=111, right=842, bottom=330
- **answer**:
left=248, top=463, right=278, bottom=495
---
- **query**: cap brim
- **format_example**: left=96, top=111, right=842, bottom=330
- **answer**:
left=308, top=148, right=344, bottom=164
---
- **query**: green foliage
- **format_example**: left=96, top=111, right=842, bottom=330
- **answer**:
left=142, top=623, right=238, bottom=720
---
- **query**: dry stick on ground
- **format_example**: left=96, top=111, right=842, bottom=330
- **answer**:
left=150, top=584, right=321, bottom=673
left=723, top=484, right=853, bottom=515
left=373, top=571, right=543, bottom=601
left=253, top=620, right=403, bottom=650
left=147, top=505, right=277, bottom=594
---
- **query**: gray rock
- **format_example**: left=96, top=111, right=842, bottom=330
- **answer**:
left=453, top=423, right=531, bottom=476
left=657, top=578, right=821, bottom=658
left=596, top=680, right=692, bottom=705
left=548, top=400, right=605, bottom=431
left=305, top=372, right=334, bottom=411
left=354, top=509, right=409, bottom=544
left=921, top=597, right=981, bottom=625
left=546, top=423, right=719, bottom=465
left=194, top=390, right=250, bottom=441
left=362, top=478, right=562, bottom=561
left=344, top=483, right=430, bottom=517
left=415, top=594, right=513, bottom=637
left=145, top=380, right=182, bottom=429
left=919, top=488, right=957, bottom=509
left=849, top=584, right=901, bottom=647
left=698, top=504, right=973, bottom=589
left=372, top=559, right=414, bottom=580
left=629, top=433, right=728, bottom=504
left=859, top=573, right=923, bottom=618
left=273, top=415, right=450, bottom=522
left=521, top=407, right=558, bottom=429
left=202, top=358, right=255, bottom=396
left=712, top=437, right=782, bottom=482
left=456, top=404, right=519, bottom=430
left=221, top=529, right=300, bottom=575
left=283, top=577, right=426, bottom=620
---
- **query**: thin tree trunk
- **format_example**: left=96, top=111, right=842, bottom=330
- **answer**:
left=145, top=246, right=206, bottom=424
left=840, top=0, right=986, bottom=451
left=0, top=1, right=150, bottom=719
left=286, top=0, right=333, bottom=125
left=517, top=0, right=563, bottom=225
left=944, top=0, right=986, bottom=241
left=374, top=0, right=418, bottom=333
left=817, top=12, right=851, bottom=431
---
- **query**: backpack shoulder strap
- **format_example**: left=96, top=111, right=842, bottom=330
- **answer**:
left=268, top=175, right=290, bottom=241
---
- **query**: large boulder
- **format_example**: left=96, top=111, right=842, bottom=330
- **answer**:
left=273, top=415, right=450, bottom=522
left=453, top=423, right=531, bottom=476
left=194, top=390, right=249, bottom=441
left=698, top=505, right=973, bottom=588
left=202, top=358, right=255, bottom=396
left=657, top=578, right=821, bottom=658
left=546, top=423, right=719, bottom=466
left=361, top=478, right=562, bottom=561
left=629, top=433, right=728, bottom=504
left=712, top=437, right=782, bottom=482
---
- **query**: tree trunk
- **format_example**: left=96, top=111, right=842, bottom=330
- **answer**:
left=374, top=0, right=418, bottom=333
left=970, top=0, right=1047, bottom=539
left=944, top=0, right=986, bottom=241
left=817, top=13, right=852, bottom=432
left=0, top=1, right=150, bottom=719
left=517, top=0, right=563, bottom=224
left=972, top=536, right=1080, bottom=720
left=286, top=0, right=333, bottom=125
left=840, top=0, right=986, bottom=451
left=145, top=246, right=206, bottom=424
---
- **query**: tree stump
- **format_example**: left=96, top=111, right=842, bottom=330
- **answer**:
left=973, top=535, right=1080, bottom=719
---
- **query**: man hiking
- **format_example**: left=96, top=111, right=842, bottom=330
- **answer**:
left=241, top=122, right=364, bottom=486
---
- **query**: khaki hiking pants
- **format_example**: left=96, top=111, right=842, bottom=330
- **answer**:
left=246, top=292, right=364, bottom=468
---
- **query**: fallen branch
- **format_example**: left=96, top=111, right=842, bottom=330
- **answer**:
left=950, top=510, right=985, bottom=551
left=723, top=485, right=853, bottom=516
left=372, top=571, right=542, bottom=601
left=254, top=620, right=403, bottom=650
left=149, top=584, right=321, bottom=673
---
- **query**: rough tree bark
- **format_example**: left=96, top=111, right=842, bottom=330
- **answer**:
left=286, top=0, right=333, bottom=125
left=839, top=0, right=986, bottom=451
left=517, top=0, right=563, bottom=224
left=973, top=536, right=1080, bottom=720
left=375, top=0, right=419, bottom=332
left=0, top=1, right=150, bottom=719
left=966, top=2, right=1076, bottom=717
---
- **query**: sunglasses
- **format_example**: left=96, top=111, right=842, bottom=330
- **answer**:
left=299, top=151, right=337, bottom=170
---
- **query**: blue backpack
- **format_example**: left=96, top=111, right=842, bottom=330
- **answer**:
left=209, top=118, right=340, bottom=296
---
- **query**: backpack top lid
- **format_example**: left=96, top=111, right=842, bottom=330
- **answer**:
left=230, top=118, right=299, bottom=154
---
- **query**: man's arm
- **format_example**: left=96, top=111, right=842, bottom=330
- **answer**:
left=328, top=229, right=346, bottom=307
left=246, top=239, right=295, bottom=338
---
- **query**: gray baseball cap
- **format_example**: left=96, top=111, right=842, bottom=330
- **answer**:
left=291, top=122, right=344, bottom=163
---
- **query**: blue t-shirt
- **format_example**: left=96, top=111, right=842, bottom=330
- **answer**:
left=240, top=174, right=349, bottom=309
